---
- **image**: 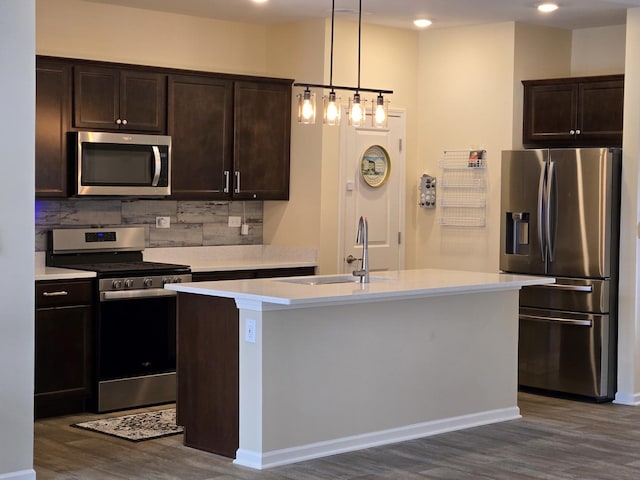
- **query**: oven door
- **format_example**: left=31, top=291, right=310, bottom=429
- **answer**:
left=97, top=293, right=176, bottom=412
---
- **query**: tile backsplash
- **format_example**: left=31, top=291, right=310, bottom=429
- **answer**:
left=35, top=199, right=263, bottom=252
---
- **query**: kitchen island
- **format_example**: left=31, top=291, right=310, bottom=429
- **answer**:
left=166, top=269, right=554, bottom=469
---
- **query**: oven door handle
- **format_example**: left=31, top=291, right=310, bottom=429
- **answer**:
left=100, top=289, right=177, bottom=302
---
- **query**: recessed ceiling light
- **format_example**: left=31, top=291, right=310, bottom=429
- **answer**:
left=414, top=18, right=433, bottom=28
left=538, top=3, right=559, bottom=13
left=252, top=0, right=268, bottom=4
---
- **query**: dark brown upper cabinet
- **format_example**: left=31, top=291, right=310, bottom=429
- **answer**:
left=36, top=57, right=72, bottom=197
left=522, top=75, right=624, bottom=147
left=168, top=74, right=234, bottom=199
left=233, top=80, right=291, bottom=200
left=74, top=65, right=167, bottom=133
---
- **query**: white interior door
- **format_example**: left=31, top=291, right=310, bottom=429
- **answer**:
left=339, top=110, right=406, bottom=273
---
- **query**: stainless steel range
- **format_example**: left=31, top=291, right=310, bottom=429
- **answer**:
left=47, top=227, right=191, bottom=412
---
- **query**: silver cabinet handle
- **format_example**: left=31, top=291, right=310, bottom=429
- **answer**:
left=151, top=146, right=161, bottom=186
left=520, top=314, right=592, bottom=327
left=223, top=170, right=230, bottom=193
left=42, top=290, right=69, bottom=297
left=234, top=171, right=241, bottom=193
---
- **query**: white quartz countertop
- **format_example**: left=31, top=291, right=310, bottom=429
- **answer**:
left=165, top=268, right=555, bottom=308
left=35, top=245, right=317, bottom=281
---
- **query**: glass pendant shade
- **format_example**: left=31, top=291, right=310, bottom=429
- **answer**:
left=373, top=94, right=389, bottom=128
left=323, top=91, right=341, bottom=125
left=297, top=88, right=316, bottom=124
left=348, top=93, right=367, bottom=126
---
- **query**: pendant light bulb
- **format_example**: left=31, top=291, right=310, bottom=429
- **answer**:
left=349, top=93, right=366, bottom=126
left=297, top=87, right=316, bottom=124
left=373, top=93, right=389, bottom=128
left=323, top=91, right=341, bottom=126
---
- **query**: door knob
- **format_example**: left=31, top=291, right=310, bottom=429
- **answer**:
left=346, top=255, right=360, bottom=264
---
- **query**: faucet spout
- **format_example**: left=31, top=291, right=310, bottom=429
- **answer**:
left=353, top=216, right=370, bottom=283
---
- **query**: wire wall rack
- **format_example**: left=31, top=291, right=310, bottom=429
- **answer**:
left=438, top=150, right=487, bottom=227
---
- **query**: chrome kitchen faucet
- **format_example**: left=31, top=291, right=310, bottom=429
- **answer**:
left=353, top=216, right=370, bottom=283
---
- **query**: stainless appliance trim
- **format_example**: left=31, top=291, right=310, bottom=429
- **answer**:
left=100, top=289, right=178, bottom=301
left=151, top=145, right=161, bottom=187
left=98, top=372, right=176, bottom=412
left=527, top=283, right=593, bottom=293
left=51, top=227, right=145, bottom=254
left=519, top=313, right=592, bottom=327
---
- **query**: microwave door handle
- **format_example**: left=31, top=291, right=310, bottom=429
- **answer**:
left=151, top=146, right=161, bottom=187
left=537, top=163, right=546, bottom=262
left=546, top=161, right=556, bottom=263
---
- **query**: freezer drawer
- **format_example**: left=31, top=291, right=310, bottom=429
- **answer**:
left=518, top=307, right=615, bottom=400
left=519, top=277, right=610, bottom=314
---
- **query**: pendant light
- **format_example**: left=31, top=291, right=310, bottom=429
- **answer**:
left=323, top=0, right=341, bottom=125
left=294, top=0, right=392, bottom=127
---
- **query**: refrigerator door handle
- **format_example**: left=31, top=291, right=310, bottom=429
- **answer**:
left=528, top=283, right=593, bottom=293
left=546, top=161, right=556, bottom=263
left=537, top=163, right=546, bottom=262
left=520, top=314, right=592, bottom=327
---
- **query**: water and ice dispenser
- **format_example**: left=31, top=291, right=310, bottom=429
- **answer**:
left=505, top=212, right=530, bottom=255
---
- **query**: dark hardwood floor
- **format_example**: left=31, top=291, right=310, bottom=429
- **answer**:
left=34, top=392, right=640, bottom=479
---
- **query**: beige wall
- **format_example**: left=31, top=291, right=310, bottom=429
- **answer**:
left=572, top=24, right=626, bottom=76
left=37, top=0, right=268, bottom=75
left=1, top=1, right=35, bottom=478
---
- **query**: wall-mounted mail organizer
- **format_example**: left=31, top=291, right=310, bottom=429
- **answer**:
left=437, top=150, right=487, bottom=227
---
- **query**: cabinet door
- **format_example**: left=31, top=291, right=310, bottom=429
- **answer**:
left=74, top=66, right=166, bottom=132
left=523, top=82, right=578, bottom=146
left=120, top=70, right=167, bottom=132
left=36, top=58, right=71, bottom=197
left=74, top=65, right=120, bottom=130
left=233, top=80, right=291, bottom=200
left=578, top=78, right=624, bottom=146
left=168, top=75, right=233, bottom=199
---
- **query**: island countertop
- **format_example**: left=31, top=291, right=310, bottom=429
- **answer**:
left=165, top=268, right=555, bottom=307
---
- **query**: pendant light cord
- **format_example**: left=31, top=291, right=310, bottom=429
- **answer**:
left=357, top=0, right=362, bottom=91
left=330, top=0, right=335, bottom=89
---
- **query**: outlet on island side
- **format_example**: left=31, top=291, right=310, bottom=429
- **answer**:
left=245, top=318, right=256, bottom=343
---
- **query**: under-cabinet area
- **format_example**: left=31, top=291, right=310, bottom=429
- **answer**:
left=35, top=55, right=292, bottom=200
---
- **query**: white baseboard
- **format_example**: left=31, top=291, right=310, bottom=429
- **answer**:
left=234, top=406, right=520, bottom=470
left=613, top=391, right=640, bottom=406
left=0, top=470, right=36, bottom=480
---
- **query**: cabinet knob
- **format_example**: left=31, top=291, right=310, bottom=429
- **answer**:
left=575, top=129, right=581, bottom=135
left=116, top=119, right=122, bottom=125
left=122, top=119, right=128, bottom=125
left=569, top=129, right=575, bottom=135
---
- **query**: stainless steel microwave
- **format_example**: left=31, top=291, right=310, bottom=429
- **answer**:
left=74, top=131, right=171, bottom=196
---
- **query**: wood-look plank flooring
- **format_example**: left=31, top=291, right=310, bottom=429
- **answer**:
left=34, top=392, right=640, bottom=479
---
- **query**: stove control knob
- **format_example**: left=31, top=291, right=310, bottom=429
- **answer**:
left=162, top=277, right=171, bottom=286
left=173, top=277, right=183, bottom=283
left=112, top=280, right=123, bottom=290
left=143, top=278, right=153, bottom=288
left=124, top=279, right=134, bottom=289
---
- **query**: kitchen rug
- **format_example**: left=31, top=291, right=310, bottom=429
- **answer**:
left=72, top=408, right=183, bottom=442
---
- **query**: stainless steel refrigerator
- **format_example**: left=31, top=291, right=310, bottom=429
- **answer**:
left=500, top=148, right=621, bottom=401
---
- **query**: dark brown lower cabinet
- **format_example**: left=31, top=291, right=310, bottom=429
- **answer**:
left=176, top=293, right=239, bottom=457
left=35, top=279, right=94, bottom=419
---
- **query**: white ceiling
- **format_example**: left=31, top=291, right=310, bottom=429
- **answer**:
left=84, top=0, right=640, bottom=30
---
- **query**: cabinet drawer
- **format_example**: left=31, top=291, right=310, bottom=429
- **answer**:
left=36, top=280, right=94, bottom=308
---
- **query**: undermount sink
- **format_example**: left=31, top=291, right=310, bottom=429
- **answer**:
left=278, top=275, right=387, bottom=285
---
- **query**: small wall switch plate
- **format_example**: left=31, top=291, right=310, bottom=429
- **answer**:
left=245, top=318, right=256, bottom=343
left=228, top=216, right=242, bottom=228
left=241, top=223, right=249, bottom=235
left=156, top=216, right=170, bottom=228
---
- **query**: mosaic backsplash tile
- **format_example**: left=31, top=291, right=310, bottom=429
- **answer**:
left=35, top=199, right=263, bottom=252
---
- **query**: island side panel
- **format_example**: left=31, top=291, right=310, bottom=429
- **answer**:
left=241, top=289, right=520, bottom=456
left=176, top=292, right=239, bottom=457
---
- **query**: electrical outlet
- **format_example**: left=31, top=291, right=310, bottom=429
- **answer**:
left=245, top=319, right=256, bottom=343
left=156, top=216, right=170, bottom=228
left=228, top=216, right=242, bottom=228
